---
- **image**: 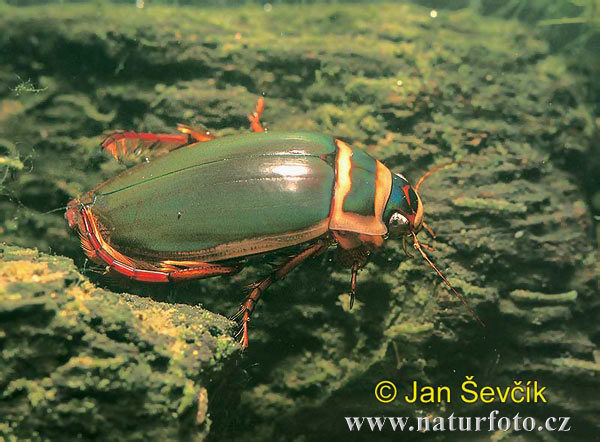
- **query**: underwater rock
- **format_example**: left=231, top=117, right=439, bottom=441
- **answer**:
left=0, top=244, right=241, bottom=440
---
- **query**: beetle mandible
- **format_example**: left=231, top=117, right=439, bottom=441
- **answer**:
left=66, top=98, right=480, bottom=348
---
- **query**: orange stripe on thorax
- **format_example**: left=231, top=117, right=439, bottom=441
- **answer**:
left=329, top=140, right=392, bottom=236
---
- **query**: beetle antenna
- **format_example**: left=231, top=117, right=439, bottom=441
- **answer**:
left=414, top=161, right=472, bottom=192
left=411, top=231, right=484, bottom=326
left=40, top=205, right=71, bottom=215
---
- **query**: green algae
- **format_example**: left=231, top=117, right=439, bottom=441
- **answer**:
left=509, top=289, right=578, bottom=304
left=451, top=196, right=528, bottom=214
left=53, top=95, right=117, bottom=123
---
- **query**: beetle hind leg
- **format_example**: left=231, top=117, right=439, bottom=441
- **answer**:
left=247, top=97, right=265, bottom=133
left=233, top=238, right=330, bottom=348
left=102, top=123, right=215, bottom=163
left=72, top=205, right=238, bottom=283
left=167, top=263, right=239, bottom=281
left=102, top=131, right=191, bottom=162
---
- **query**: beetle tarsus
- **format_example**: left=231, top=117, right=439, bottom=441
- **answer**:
left=349, top=261, right=359, bottom=309
left=242, top=311, right=250, bottom=348
left=401, top=236, right=414, bottom=258
left=248, top=97, right=265, bottom=133
left=177, top=123, right=216, bottom=142
left=235, top=281, right=268, bottom=349
left=422, top=221, right=437, bottom=239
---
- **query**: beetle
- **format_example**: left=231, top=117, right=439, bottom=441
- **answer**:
left=66, top=98, right=480, bottom=348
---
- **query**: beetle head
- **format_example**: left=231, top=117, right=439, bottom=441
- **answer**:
left=383, top=173, right=423, bottom=238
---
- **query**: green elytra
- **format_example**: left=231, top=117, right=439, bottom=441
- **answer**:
left=88, top=132, right=336, bottom=259
left=80, top=131, right=416, bottom=262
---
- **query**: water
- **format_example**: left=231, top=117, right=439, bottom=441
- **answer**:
left=0, top=1, right=598, bottom=440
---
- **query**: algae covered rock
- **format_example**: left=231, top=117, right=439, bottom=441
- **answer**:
left=0, top=244, right=241, bottom=441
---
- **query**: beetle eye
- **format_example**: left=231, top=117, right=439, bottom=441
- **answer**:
left=388, top=212, right=410, bottom=236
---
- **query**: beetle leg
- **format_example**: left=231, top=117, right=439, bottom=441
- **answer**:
left=102, top=124, right=215, bottom=162
left=349, top=261, right=359, bottom=309
left=401, top=236, right=414, bottom=258
left=422, top=221, right=436, bottom=239
left=235, top=238, right=330, bottom=348
left=102, top=131, right=191, bottom=161
left=168, top=263, right=239, bottom=281
left=247, top=97, right=265, bottom=133
left=176, top=123, right=216, bottom=142
left=418, top=242, right=435, bottom=252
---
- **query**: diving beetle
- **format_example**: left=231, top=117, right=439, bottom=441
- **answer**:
left=66, top=98, right=480, bottom=348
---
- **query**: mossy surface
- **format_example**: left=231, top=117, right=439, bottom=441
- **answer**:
left=0, top=2, right=598, bottom=440
left=0, top=244, right=241, bottom=441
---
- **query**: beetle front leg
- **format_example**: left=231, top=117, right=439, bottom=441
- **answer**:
left=335, top=246, right=370, bottom=310
left=349, top=261, right=359, bottom=309
left=234, top=238, right=330, bottom=348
